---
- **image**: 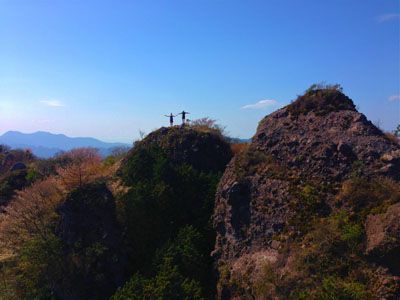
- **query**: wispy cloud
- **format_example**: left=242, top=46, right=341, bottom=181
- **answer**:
left=388, top=94, right=400, bottom=102
left=36, top=119, right=54, bottom=124
left=40, top=100, right=65, bottom=107
left=376, top=13, right=400, bottom=23
left=242, top=99, right=277, bottom=109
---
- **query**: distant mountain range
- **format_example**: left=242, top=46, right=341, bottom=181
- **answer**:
left=0, top=131, right=131, bottom=158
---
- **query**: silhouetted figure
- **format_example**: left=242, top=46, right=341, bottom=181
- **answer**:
left=164, top=113, right=177, bottom=126
left=179, top=111, right=190, bottom=125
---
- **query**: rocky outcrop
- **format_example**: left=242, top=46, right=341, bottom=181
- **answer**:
left=56, top=182, right=125, bottom=300
left=0, top=148, right=34, bottom=174
left=0, top=148, right=35, bottom=209
left=0, top=170, right=28, bottom=209
left=254, top=102, right=399, bottom=182
left=126, top=126, right=233, bottom=173
left=213, top=87, right=400, bottom=298
left=10, top=162, right=27, bottom=171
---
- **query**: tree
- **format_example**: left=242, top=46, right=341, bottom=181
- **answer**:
left=56, top=148, right=104, bottom=190
left=190, top=117, right=226, bottom=137
left=0, top=177, right=63, bottom=251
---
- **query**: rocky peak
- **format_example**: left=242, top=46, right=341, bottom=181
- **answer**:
left=254, top=89, right=398, bottom=181
left=213, top=88, right=400, bottom=298
left=123, top=126, right=232, bottom=173
left=286, top=87, right=356, bottom=117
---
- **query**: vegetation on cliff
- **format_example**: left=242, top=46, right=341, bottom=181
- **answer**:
left=0, top=125, right=233, bottom=300
left=0, top=148, right=118, bottom=299
left=113, top=126, right=232, bottom=299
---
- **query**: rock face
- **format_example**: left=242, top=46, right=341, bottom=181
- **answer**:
left=56, top=183, right=124, bottom=300
left=213, top=88, right=400, bottom=298
left=127, top=126, right=232, bottom=173
left=254, top=95, right=399, bottom=181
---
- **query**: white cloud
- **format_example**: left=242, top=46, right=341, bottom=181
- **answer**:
left=377, top=13, right=400, bottom=23
left=242, top=99, right=277, bottom=109
left=40, top=100, right=65, bottom=107
left=388, top=94, right=400, bottom=102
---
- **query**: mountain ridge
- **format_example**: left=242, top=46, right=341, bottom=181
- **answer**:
left=0, top=131, right=130, bottom=158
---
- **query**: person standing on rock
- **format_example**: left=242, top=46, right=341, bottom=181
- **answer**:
left=179, top=110, right=190, bottom=125
left=165, top=113, right=177, bottom=126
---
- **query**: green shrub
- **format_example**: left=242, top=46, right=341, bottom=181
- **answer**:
left=153, top=226, right=214, bottom=296
left=112, top=259, right=204, bottom=300
left=318, top=276, right=367, bottom=300
left=111, top=273, right=147, bottom=300
left=288, top=84, right=355, bottom=117
left=14, top=235, right=64, bottom=300
left=288, top=183, right=328, bottom=235
left=281, top=210, right=370, bottom=299
left=118, top=144, right=221, bottom=298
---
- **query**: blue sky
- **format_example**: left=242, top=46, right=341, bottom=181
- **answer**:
left=0, top=0, right=399, bottom=143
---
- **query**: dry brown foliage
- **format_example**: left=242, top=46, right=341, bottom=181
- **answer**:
left=384, top=132, right=399, bottom=144
left=230, top=143, right=249, bottom=156
left=335, top=177, right=400, bottom=215
left=56, top=148, right=105, bottom=190
left=0, top=177, right=64, bottom=252
left=0, top=148, right=119, bottom=256
left=190, top=117, right=226, bottom=137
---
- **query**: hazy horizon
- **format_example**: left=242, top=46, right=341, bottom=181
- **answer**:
left=1, top=0, right=399, bottom=143
left=0, top=129, right=131, bottom=144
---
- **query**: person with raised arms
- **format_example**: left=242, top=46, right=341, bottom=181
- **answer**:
left=164, top=113, right=177, bottom=126
left=178, top=110, right=190, bottom=125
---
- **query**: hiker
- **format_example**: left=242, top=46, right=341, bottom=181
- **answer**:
left=179, top=111, right=190, bottom=125
left=164, top=113, right=177, bottom=126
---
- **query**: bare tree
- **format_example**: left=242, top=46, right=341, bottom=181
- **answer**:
left=111, top=146, right=130, bottom=158
left=190, top=117, right=227, bottom=137
left=56, top=148, right=103, bottom=190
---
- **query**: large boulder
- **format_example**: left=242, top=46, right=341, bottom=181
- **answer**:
left=213, top=87, right=400, bottom=298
